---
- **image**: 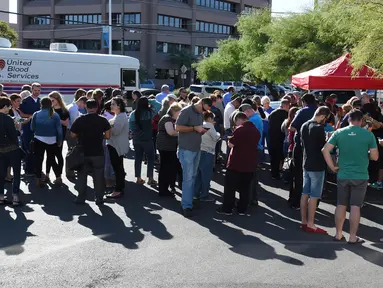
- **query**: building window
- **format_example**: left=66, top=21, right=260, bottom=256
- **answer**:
left=156, top=42, right=190, bottom=54
left=63, top=40, right=101, bottom=50
left=29, top=15, right=50, bottom=25
left=195, top=21, right=232, bottom=34
left=170, top=0, right=188, bottom=2
left=158, top=14, right=187, bottom=29
left=112, top=13, right=141, bottom=25
left=243, top=5, right=257, bottom=14
left=112, top=40, right=141, bottom=51
left=59, top=14, right=102, bottom=25
left=26, top=39, right=51, bottom=49
left=194, top=45, right=217, bottom=56
left=196, top=0, right=235, bottom=12
left=155, top=69, right=179, bottom=79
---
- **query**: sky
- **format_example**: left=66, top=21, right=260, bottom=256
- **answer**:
left=272, top=0, right=314, bottom=13
left=9, top=0, right=17, bottom=23
left=7, top=0, right=314, bottom=24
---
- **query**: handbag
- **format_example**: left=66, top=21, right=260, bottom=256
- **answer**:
left=65, top=144, right=84, bottom=171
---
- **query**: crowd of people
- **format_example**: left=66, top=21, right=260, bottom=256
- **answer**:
left=1, top=82, right=383, bottom=243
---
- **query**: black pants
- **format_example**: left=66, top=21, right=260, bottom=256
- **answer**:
left=0, top=149, right=22, bottom=196
left=77, top=156, right=105, bottom=202
left=159, top=150, right=178, bottom=195
left=223, top=169, right=253, bottom=213
left=290, top=145, right=303, bottom=206
left=269, top=143, right=284, bottom=179
left=107, top=145, right=125, bottom=193
left=249, top=149, right=261, bottom=202
left=46, top=143, right=64, bottom=177
left=34, top=138, right=60, bottom=179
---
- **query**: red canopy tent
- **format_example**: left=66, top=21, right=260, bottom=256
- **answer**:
left=291, top=54, right=383, bottom=90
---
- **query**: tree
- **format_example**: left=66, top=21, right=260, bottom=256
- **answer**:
left=195, top=38, right=245, bottom=81
left=0, top=21, right=18, bottom=47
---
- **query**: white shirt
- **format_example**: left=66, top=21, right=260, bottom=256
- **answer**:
left=224, top=102, right=235, bottom=130
left=201, top=121, right=220, bottom=154
left=67, top=103, right=80, bottom=129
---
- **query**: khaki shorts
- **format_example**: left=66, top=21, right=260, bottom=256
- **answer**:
left=337, top=179, right=368, bottom=207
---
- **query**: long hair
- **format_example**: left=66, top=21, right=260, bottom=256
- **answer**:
left=286, top=107, right=299, bottom=129
left=41, top=97, right=54, bottom=118
left=135, top=97, right=151, bottom=129
left=112, top=96, right=126, bottom=113
left=48, top=91, right=68, bottom=114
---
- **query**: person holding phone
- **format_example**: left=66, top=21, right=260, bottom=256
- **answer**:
left=175, top=97, right=213, bottom=218
left=194, top=111, right=220, bottom=202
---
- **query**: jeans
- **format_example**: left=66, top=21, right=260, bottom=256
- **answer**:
left=77, top=156, right=105, bottom=202
left=104, top=141, right=114, bottom=180
left=0, top=149, right=22, bottom=196
left=223, top=169, right=253, bottom=213
left=107, top=145, right=125, bottom=193
left=195, top=151, right=214, bottom=199
left=178, top=149, right=201, bottom=209
left=46, top=143, right=64, bottom=178
left=34, top=138, right=60, bottom=179
left=290, top=145, right=303, bottom=206
left=159, top=150, right=178, bottom=195
left=22, top=131, right=35, bottom=174
left=302, top=170, right=325, bottom=199
left=134, top=140, right=154, bottom=178
left=65, top=132, right=78, bottom=175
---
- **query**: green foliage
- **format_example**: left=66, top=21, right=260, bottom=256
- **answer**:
left=0, top=21, right=17, bottom=47
left=195, top=38, right=245, bottom=81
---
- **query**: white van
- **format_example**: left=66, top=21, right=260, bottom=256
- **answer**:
left=189, top=85, right=224, bottom=98
left=0, top=40, right=140, bottom=104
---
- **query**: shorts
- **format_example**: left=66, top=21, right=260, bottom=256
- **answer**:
left=337, top=179, right=368, bottom=207
left=302, top=170, right=325, bottom=199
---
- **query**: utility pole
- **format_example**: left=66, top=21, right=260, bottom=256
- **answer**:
left=121, top=0, right=125, bottom=55
left=108, top=0, right=112, bottom=54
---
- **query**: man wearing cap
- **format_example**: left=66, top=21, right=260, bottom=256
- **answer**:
left=223, top=86, right=235, bottom=107
left=156, top=85, right=170, bottom=103
left=239, top=103, right=263, bottom=205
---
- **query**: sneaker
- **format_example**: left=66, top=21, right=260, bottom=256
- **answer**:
left=183, top=208, right=193, bottom=218
left=199, top=196, right=215, bottom=202
left=238, top=211, right=251, bottom=216
left=370, top=182, right=383, bottom=190
left=216, top=206, right=233, bottom=216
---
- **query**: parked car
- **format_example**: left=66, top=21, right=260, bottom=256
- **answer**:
left=140, top=80, right=156, bottom=89
left=209, top=81, right=245, bottom=92
left=189, top=85, right=224, bottom=98
left=311, top=90, right=361, bottom=105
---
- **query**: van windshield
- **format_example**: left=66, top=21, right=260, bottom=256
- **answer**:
left=313, top=91, right=357, bottom=104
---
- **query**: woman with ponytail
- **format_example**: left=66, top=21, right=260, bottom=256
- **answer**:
left=31, top=97, right=63, bottom=188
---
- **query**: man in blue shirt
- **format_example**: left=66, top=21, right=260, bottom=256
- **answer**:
left=223, top=86, right=235, bottom=107
left=155, top=85, right=170, bottom=103
left=289, top=93, right=317, bottom=209
left=239, top=103, right=263, bottom=205
left=19, top=82, right=42, bottom=176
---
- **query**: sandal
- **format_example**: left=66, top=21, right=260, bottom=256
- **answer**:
left=333, top=235, right=346, bottom=242
left=348, top=237, right=365, bottom=245
left=305, top=227, right=328, bottom=234
left=300, top=224, right=307, bottom=230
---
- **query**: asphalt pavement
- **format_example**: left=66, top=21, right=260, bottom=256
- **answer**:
left=1, top=145, right=383, bottom=288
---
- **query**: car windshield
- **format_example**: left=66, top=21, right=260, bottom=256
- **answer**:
left=313, top=91, right=357, bottom=104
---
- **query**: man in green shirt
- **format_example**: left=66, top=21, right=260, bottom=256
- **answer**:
left=322, top=109, right=378, bottom=244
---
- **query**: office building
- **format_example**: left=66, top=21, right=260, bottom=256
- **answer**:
left=17, top=0, right=271, bottom=86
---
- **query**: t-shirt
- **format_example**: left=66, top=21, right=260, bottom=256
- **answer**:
left=301, top=120, right=326, bottom=171
left=328, top=125, right=377, bottom=180
left=70, top=113, right=111, bottom=157
left=175, top=105, right=203, bottom=152
left=227, top=121, right=261, bottom=173
left=54, top=108, right=70, bottom=138
left=291, top=104, right=316, bottom=147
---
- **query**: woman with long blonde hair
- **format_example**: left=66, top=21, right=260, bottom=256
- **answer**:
left=45, top=91, right=70, bottom=185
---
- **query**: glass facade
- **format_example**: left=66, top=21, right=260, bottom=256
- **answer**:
left=112, top=13, right=141, bottom=25
left=158, top=15, right=187, bottom=29
left=196, top=0, right=235, bottom=12
left=195, top=21, right=232, bottom=34
left=112, top=40, right=141, bottom=51
left=194, top=45, right=217, bottom=56
left=29, top=16, right=50, bottom=25
left=59, top=14, right=102, bottom=25
left=156, top=42, right=190, bottom=53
